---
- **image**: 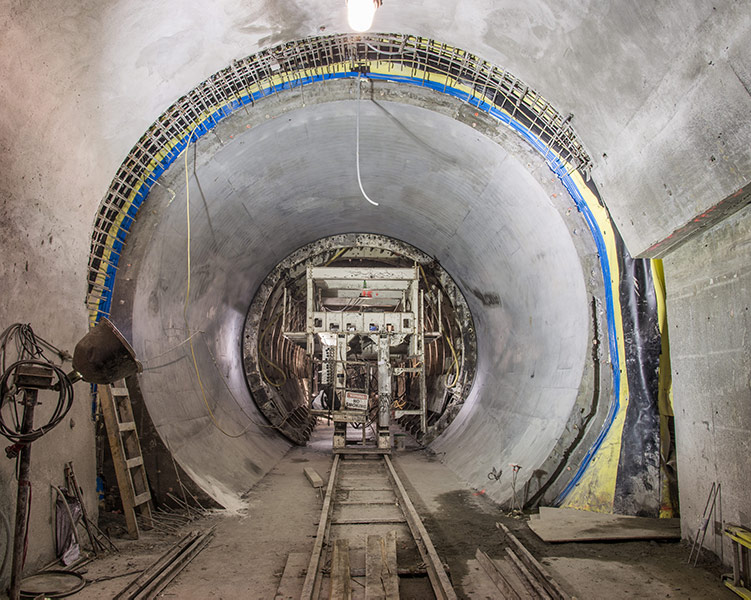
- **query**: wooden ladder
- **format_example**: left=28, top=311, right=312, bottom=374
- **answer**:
left=99, top=378, right=153, bottom=539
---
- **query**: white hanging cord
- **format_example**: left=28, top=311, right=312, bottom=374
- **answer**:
left=356, top=75, right=379, bottom=207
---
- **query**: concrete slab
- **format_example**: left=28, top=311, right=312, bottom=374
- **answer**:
left=528, top=507, right=681, bottom=543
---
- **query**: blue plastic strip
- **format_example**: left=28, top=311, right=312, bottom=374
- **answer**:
left=95, top=69, right=621, bottom=497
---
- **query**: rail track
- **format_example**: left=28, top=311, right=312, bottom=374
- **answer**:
left=300, top=452, right=456, bottom=600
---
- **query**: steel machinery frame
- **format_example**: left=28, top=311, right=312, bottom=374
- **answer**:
left=283, top=265, right=438, bottom=451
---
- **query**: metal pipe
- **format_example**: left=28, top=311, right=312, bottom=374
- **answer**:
left=50, top=484, right=81, bottom=554
left=9, top=388, right=37, bottom=600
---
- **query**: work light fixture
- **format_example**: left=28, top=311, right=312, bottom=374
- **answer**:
left=347, top=0, right=382, bottom=32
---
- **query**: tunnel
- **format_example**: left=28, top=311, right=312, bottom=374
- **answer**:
left=3, top=4, right=750, bottom=592
left=97, top=34, right=619, bottom=511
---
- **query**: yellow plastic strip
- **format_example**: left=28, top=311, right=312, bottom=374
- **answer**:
left=561, top=172, right=630, bottom=513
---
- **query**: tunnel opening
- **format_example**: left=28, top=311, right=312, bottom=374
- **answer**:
left=242, top=233, right=477, bottom=447
left=96, top=33, right=618, bottom=509
left=105, top=87, right=605, bottom=507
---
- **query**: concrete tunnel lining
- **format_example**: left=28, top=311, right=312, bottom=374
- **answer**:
left=115, top=83, right=596, bottom=508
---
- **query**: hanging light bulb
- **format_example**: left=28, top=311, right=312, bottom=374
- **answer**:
left=347, top=0, right=381, bottom=33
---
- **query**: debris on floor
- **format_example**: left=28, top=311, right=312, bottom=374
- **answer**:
left=113, top=527, right=215, bottom=599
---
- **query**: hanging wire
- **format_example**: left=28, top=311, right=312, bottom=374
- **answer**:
left=181, top=129, right=253, bottom=438
left=356, top=75, right=379, bottom=207
left=180, top=132, right=304, bottom=437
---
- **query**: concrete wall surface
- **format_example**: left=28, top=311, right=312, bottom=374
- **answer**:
left=665, top=205, right=751, bottom=562
left=0, top=1, right=102, bottom=583
left=116, top=91, right=595, bottom=509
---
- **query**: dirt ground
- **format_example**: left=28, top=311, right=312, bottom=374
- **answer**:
left=20, top=424, right=734, bottom=600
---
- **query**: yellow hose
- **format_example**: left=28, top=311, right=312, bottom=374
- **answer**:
left=183, top=132, right=252, bottom=438
left=444, top=334, right=460, bottom=389
left=258, top=311, right=288, bottom=388
left=324, top=247, right=348, bottom=266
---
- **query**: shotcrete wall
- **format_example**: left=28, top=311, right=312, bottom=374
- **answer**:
left=665, top=204, right=751, bottom=564
left=115, top=85, right=600, bottom=508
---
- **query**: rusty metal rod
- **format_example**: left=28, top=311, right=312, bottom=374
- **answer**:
left=9, top=389, right=37, bottom=600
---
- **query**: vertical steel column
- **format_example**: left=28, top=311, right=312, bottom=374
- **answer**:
left=419, top=289, right=427, bottom=433
left=306, top=266, right=314, bottom=354
left=8, top=388, right=36, bottom=600
left=377, top=335, right=392, bottom=449
left=333, top=334, right=349, bottom=449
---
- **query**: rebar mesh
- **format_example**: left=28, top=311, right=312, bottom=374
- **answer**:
left=86, top=32, right=592, bottom=325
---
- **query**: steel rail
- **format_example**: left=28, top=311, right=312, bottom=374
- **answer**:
left=301, top=452, right=456, bottom=600
left=300, top=454, right=341, bottom=600
left=383, top=455, right=457, bottom=600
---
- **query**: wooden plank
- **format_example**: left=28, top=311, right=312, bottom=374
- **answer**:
left=330, top=539, right=352, bottom=600
left=133, top=472, right=154, bottom=527
left=497, top=523, right=569, bottom=600
left=119, top=421, right=137, bottom=431
left=300, top=455, right=341, bottom=600
left=333, top=517, right=406, bottom=525
left=384, top=456, right=456, bottom=600
left=100, top=384, right=140, bottom=539
left=133, top=492, right=152, bottom=506
left=505, top=548, right=551, bottom=600
left=275, top=552, right=308, bottom=600
left=530, top=507, right=681, bottom=543
left=725, top=525, right=751, bottom=548
left=352, top=567, right=427, bottom=577
left=365, top=531, right=399, bottom=600
left=126, top=457, right=144, bottom=469
left=494, top=558, right=535, bottom=600
left=333, top=447, right=391, bottom=454
left=304, top=467, right=324, bottom=488
left=474, top=549, right=520, bottom=600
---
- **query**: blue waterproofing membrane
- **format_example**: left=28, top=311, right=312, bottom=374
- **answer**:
left=95, top=70, right=620, bottom=500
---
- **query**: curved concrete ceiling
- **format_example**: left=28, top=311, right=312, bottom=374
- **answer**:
left=113, top=82, right=600, bottom=506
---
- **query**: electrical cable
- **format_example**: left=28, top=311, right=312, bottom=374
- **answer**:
left=179, top=132, right=303, bottom=436
left=258, top=312, right=288, bottom=388
left=0, top=361, right=74, bottom=444
left=200, top=330, right=295, bottom=431
left=0, top=324, right=75, bottom=576
left=140, top=330, right=202, bottom=365
left=0, top=323, right=75, bottom=445
left=1, top=324, right=48, bottom=371
left=324, top=247, right=348, bottom=266
left=322, top=297, right=358, bottom=313
left=355, top=75, right=379, bottom=207
left=181, top=129, right=254, bottom=439
left=414, top=268, right=462, bottom=389
left=444, top=334, right=461, bottom=389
